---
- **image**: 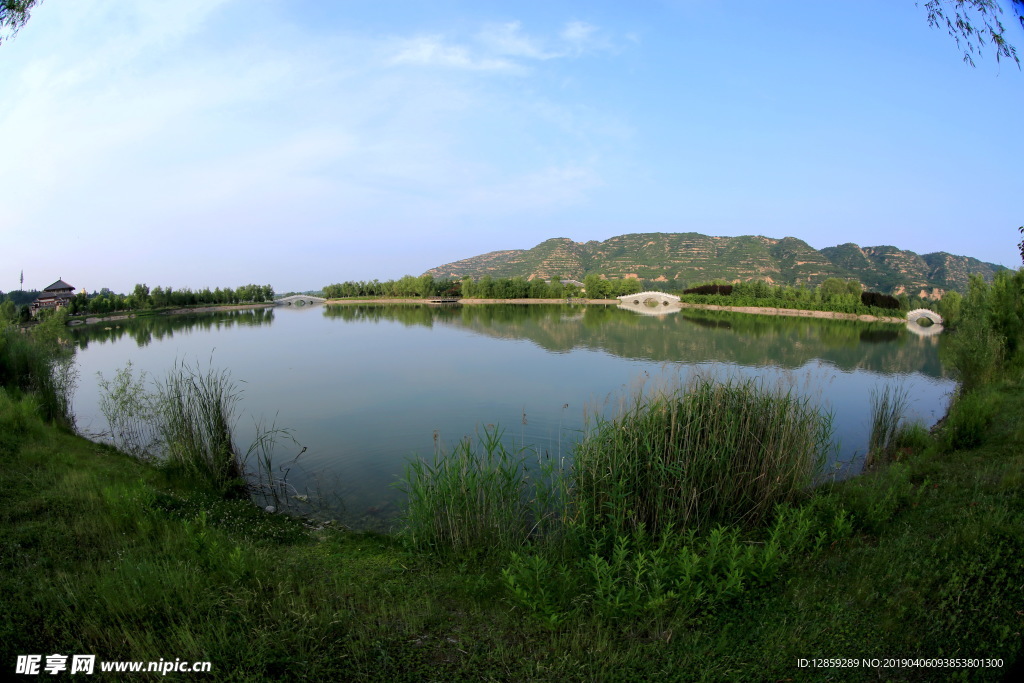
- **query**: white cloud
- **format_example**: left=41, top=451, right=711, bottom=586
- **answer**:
left=561, top=21, right=598, bottom=50
left=477, top=21, right=554, bottom=59
left=389, top=35, right=520, bottom=71
left=389, top=20, right=613, bottom=73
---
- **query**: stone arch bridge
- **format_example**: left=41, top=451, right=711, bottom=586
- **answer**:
left=617, top=291, right=680, bottom=315
left=906, top=308, right=943, bottom=335
left=906, top=308, right=943, bottom=326
left=274, top=295, right=327, bottom=306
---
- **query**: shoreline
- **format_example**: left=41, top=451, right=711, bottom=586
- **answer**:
left=325, top=297, right=909, bottom=324
left=69, top=299, right=908, bottom=326
left=673, top=301, right=907, bottom=324
left=74, top=303, right=275, bottom=326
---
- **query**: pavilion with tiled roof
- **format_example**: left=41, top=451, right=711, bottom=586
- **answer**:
left=31, top=279, right=76, bottom=314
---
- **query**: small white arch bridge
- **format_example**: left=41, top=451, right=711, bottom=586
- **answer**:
left=275, top=295, right=327, bottom=306
left=906, top=308, right=944, bottom=336
left=907, top=308, right=943, bottom=326
left=617, top=291, right=681, bottom=315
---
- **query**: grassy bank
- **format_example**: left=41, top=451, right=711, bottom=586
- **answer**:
left=3, top=267, right=1023, bottom=680
left=3, top=380, right=1023, bottom=680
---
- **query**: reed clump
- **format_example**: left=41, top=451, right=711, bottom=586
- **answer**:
left=153, top=360, right=245, bottom=496
left=866, top=384, right=913, bottom=468
left=571, top=376, right=833, bottom=538
left=399, top=426, right=551, bottom=557
left=97, top=360, right=302, bottom=500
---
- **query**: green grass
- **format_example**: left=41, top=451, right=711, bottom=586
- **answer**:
left=3, top=380, right=1024, bottom=680
left=940, top=386, right=1001, bottom=452
left=5, top=320, right=1024, bottom=682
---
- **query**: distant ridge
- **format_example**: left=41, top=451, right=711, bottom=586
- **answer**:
left=424, top=233, right=1006, bottom=298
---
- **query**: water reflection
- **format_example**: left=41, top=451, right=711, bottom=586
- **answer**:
left=70, top=304, right=953, bottom=529
left=72, top=307, right=275, bottom=349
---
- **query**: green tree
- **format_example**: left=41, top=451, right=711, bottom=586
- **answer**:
left=477, top=275, right=493, bottom=298
left=818, top=278, right=860, bottom=299
left=69, top=291, right=89, bottom=315
left=132, top=283, right=151, bottom=309
left=922, top=0, right=1023, bottom=67
left=583, top=274, right=609, bottom=299
left=1, top=0, right=39, bottom=46
left=416, top=274, right=435, bottom=298
left=938, top=289, right=963, bottom=326
left=0, top=299, right=16, bottom=323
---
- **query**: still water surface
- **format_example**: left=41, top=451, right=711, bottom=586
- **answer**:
left=70, top=304, right=955, bottom=528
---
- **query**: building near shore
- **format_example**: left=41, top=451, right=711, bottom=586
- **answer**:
left=31, top=279, right=75, bottom=315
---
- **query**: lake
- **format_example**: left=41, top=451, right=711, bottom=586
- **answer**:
left=69, top=303, right=955, bottom=529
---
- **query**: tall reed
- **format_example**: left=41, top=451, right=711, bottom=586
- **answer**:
left=866, top=384, right=911, bottom=467
left=97, top=360, right=307, bottom=502
left=399, top=426, right=548, bottom=557
left=570, top=376, right=832, bottom=538
left=151, top=360, right=244, bottom=495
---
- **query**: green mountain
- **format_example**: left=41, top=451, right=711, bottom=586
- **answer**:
left=424, top=233, right=1007, bottom=297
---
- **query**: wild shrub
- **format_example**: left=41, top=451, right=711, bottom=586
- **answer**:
left=943, top=272, right=1023, bottom=392
left=502, top=503, right=853, bottom=623
left=97, top=362, right=158, bottom=460
left=0, top=323, right=76, bottom=428
left=941, top=389, right=999, bottom=451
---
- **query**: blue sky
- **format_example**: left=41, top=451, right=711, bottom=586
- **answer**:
left=1, top=0, right=1022, bottom=294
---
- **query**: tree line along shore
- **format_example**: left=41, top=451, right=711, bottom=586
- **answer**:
left=3, top=273, right=967, bottom=328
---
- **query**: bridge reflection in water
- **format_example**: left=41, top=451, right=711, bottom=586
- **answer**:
left=617, top=291, right=681, bottom=315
